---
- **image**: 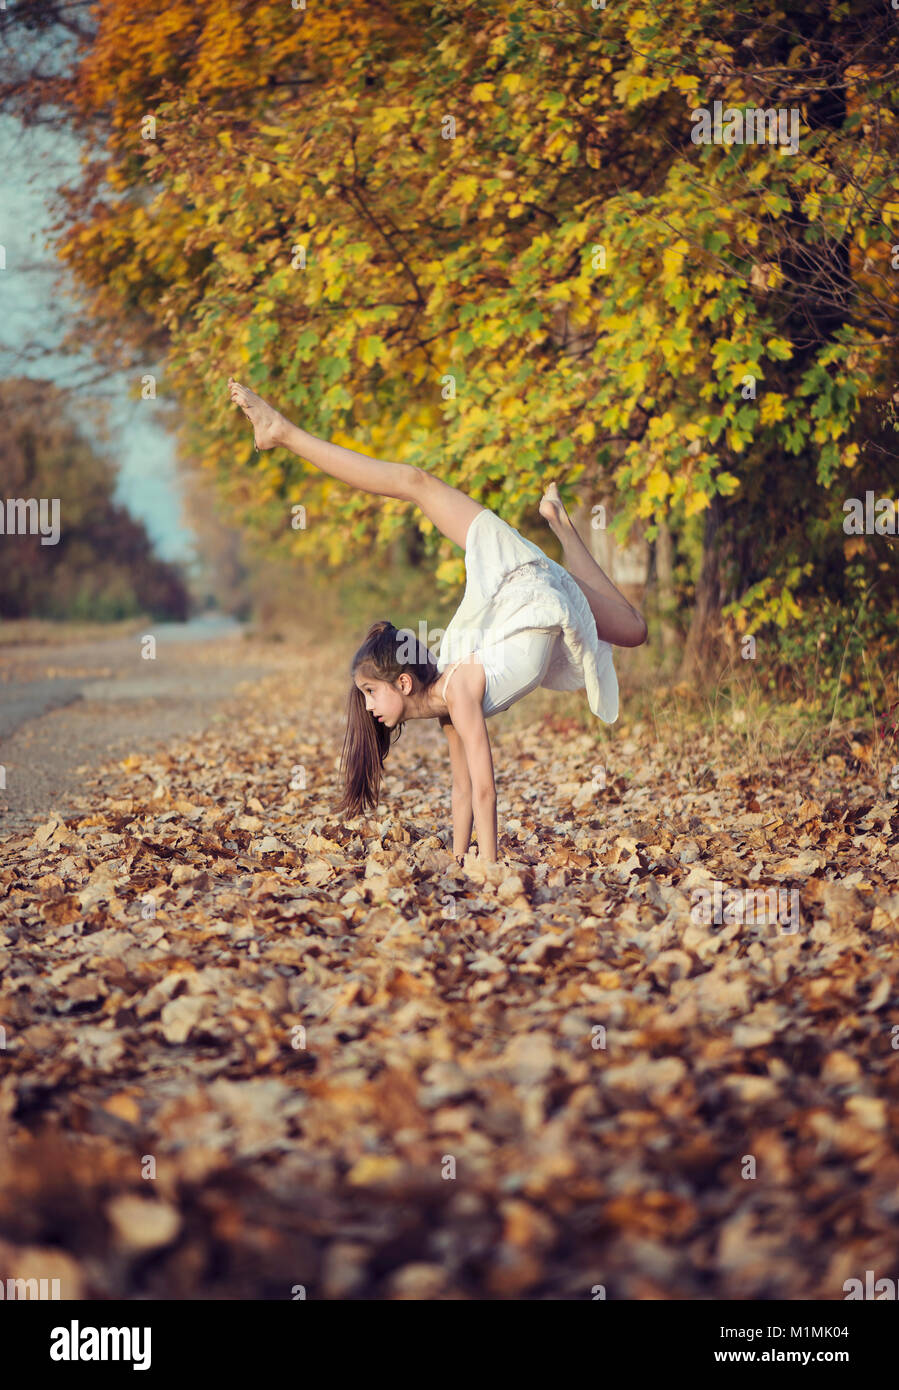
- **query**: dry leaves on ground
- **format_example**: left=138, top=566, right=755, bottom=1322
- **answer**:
left=1, top=652, right=898, bottom=1299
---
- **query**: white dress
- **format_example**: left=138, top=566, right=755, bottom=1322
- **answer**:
left=435, top=508, right=619, bottom=722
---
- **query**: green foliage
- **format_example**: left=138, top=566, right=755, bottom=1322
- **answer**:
left=32, top=0, right=899, bottom=689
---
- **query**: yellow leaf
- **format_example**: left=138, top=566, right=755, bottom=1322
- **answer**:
left=346, top=1155, right=404, bottom=1186
left=801, top=190, right=821, bottom=219
left=102, top=1092, right=141, bottom=1124
left=685, top=489, right=710, bottom=516
left=622, top=359, right=648, bottom=390
left=450, top=175, right=480, bottom=202
left=646, top=467, right=671, bottom=501
left=648, top=411, right=676, bottom=439
left=759, top=393, right=786, bottom=425
left=662, top=238, right=690, bottom=279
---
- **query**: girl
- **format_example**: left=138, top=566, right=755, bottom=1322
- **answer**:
left=228, top=377, right=647, bottom=864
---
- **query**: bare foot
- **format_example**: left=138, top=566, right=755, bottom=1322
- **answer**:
left=539, top=480, right=571, bottom=533
left=228, top=377, right=285, bottom=450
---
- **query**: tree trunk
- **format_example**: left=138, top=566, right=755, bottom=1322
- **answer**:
left=678, top=492, right=729, bottom=684
left=569, top=494, right=650, bottom=612
left=654, top=517, right=679, bottom=662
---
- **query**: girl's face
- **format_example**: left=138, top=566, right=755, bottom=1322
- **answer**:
left=355, top=672, right=405, bottom=728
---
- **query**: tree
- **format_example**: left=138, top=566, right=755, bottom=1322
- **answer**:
left=5, top=0, right=898, bottom=689
left=0, top=376, right=191, bottom=620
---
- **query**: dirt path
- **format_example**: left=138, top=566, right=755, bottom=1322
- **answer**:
left=0, top=618, right=288, bottom=838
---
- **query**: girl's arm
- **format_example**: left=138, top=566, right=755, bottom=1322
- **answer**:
left=443, top=721, right=474, bottom=858
left=451, top=787, right=474, bottom=860
left=446, top=696, right=497, bottom=863
left=471, top=789, right=497, bottom=863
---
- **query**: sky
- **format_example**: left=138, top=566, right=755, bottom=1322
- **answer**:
left=1, top=109, right=196, bottom=566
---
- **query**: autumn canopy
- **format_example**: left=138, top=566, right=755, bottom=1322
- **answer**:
left=15, top=0, right=898, bottom=690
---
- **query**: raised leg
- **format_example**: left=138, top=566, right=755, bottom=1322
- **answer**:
left=540, top=482, right=648, bottom=647
left=228, top=377, right=485, bottom=550
left=412, top=471, right=486, bottom=551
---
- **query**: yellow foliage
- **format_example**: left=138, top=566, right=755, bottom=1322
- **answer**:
left=685, top=490, right=711, bottom=516
left=46, top=0, right=893, bottom=645
left=662, top=238, right=690, bottom=278
left=450, top=175, right=480, bottom=202
left=435, top=557, right=465, bottom=588
left=648, top=411, right=676, bottom=439
left=646, top=468, right=671, bottom=501
left=621, top=359, right=648, bottom=390
left=759, top=394, right=786, bottom=424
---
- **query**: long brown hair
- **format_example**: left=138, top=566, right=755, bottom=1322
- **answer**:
left=334, top=620, right=440, bottom=818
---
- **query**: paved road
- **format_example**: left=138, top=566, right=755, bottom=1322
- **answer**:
left=0, top=676, right=85, bottom=741
left=0, top=616, right=281, bottom=837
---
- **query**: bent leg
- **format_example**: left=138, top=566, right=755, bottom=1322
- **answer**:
left=541, top=486, right=647, bottom=646
left=571, top=574, right=648, bottom=647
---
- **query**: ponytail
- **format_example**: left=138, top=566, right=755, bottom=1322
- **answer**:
left=333, top=620, right=439, bottom=817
